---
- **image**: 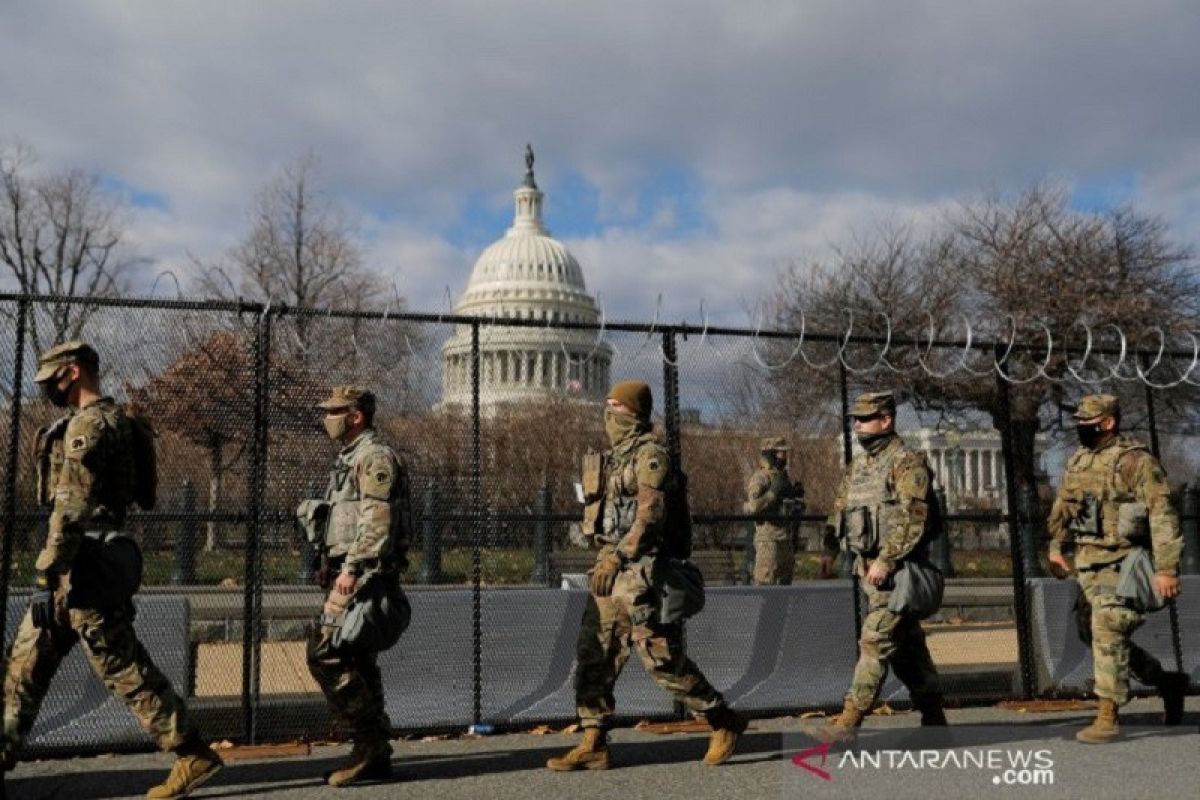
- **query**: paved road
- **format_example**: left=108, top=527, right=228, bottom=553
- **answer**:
left=7, top=697, right=1198, bottom=800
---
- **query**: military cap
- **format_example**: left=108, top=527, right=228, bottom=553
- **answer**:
left=317, top=384, right=376, bottom=417
left=847, top=390, right=896, bottom=418
left=608, top=379, right=652, bottom=419
left=1073, top=393, right=1119, bottom=420
left=759, top=436, right=789, bottom=452
left=34, top=340, right=99, bottom=382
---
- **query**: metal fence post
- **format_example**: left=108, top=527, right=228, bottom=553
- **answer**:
left=173, top=480, right=197, bottom=585
left=532, top=481, right=551, bottom=586
left=932, top=487, right=955, bottom=578
left=242, top=304, right=271, bottom=743
left=996, top=374, right=1035, bottom=698
left=420, top=480, right=442, bottom=583
left=470, top=321, right=483, bottom=727
left=1182, top=483, right=1200, bottom=576
left=837, top=363, right=863, bottom=636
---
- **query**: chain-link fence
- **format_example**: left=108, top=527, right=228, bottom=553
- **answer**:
left=1, top=292, right=1198, bottom=753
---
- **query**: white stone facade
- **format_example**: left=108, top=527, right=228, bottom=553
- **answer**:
left=441, top=151, right=612, bottom=408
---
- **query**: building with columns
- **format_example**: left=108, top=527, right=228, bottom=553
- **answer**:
left=441, top=147, right=612, bottom=409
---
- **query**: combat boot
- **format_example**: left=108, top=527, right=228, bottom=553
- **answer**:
left=702, top=706, right=748, bottom=765
left=1157, top=671, right=1189, bottom=726
left=325, top=738, right=393, bottom=787
left=913, top=696, right=948, bottom=726
left=804, top=699, right=867, bottom=744
left=1076, top=699, right=1120, bottom=744
left=546, top=728, right=610, bottom=771
left=145, top=741, right=224, bottom=799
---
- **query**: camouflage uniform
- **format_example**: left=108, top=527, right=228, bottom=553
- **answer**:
left=824, top=393, right=943, bottom=715
left=744, top=437, right=804, bottom=585
left=1047, top=396, right=1183, bottom=707
left=575, top=426, right=725, bottom=727
left=305, top=387, right=410, bottom=748
left=2, top=345, right=196, bottom=765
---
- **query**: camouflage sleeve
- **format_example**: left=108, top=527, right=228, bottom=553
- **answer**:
left=823, top=470, right=850, bottom=556
left=875, top=452, right=932, bottom=570
left=1122, top=451, right=1183, bottom=576
left=617, top=443, right=668, bottom=561
left=345, top=447, right=398, bottom=572
left=1046, top=483, right=1073, bottom=560
left=743, top=471, right=773, bottom=514
left=36, top=412, right=104, bottom=573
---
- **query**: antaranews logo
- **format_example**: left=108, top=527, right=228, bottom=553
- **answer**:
left=789, top=741, right=1055, bottom=787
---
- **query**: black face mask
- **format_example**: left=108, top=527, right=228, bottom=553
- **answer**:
left=856, top=431, right=892, bottom=454
left=39, top=374, right=72, bottom=408
left=1076, top=423, right=1104, bottom=449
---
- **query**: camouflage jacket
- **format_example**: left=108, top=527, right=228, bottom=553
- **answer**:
left=323, top=429, right=410, bottom=574
left=824, top=434, right=935, bottom=571
left=35, top=397, right=135, bottom=574
left=1047, top=435, right=1182, bottom=575
left=598, top=430, right=669, bottom=562
left=744, top=462, right=803, bottom=542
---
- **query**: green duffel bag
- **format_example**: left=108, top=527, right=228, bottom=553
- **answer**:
left=1116, top=547, right=1167, bottom=613
left=327, top=574, right=411, bottom=655
left=70, top=531, right=143, bottom=610
left=653, top=557, right=706, bottom=624
left=886, top=559, right=944, bottom=620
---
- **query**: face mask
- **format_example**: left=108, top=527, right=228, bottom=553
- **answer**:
left=323, top=413, right=350, bottom=442
left=1076, top=423, right=1104, bottom=449
left=604, top=407, right=641, bottom=445
left=38, top=370, right=72, bottom=408
left=856, top=431, right=891, bottom=454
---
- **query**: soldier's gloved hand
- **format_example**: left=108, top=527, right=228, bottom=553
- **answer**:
left=589, top=551, right=623, bottom=597
left=30, top=572, right=56, bottom=629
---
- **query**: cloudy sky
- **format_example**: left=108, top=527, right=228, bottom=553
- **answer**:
left=3, top=0, right=1199, bottom=324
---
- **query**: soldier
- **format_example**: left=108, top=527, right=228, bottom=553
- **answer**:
left=547, top=380, right=746, bottom=771
left=807, top=391, right=945, bottom=743
left=744, top=437, right=805, bottom=585
left=305, top=386, right=411, bottom=786
left=0, top=342, right=222, bottom=799
left=1046, top=394, right=1187, bottom=743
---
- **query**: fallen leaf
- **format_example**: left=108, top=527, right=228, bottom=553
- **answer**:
left=528, top=725, right=553, bottom=736
left=873, top=703, right=896, bottom=716
left=799, top=711, right=826, bottom=720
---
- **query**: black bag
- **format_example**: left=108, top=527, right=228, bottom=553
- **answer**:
left=71, top=532, right=144, bottom=609
left=653, top=557, right=705, bottom=624
left=328, top=574, right=411, bottom=654
left=661, top=468, right=693, bottom=559
left=125, top=404, right=158, bottom=511
left=1116, top=548, right=1166, bottom=613
left=886, top=559, right=944, bottom=620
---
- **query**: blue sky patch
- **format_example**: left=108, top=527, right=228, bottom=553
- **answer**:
left=1070, top=171, right=1138, bottom=214
left=99, top=174, right=170, bottom=211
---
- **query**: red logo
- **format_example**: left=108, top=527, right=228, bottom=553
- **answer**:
left=791, top=741, right=833, bottom=781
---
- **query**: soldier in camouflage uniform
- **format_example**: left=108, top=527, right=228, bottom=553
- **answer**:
left=1047, top=394, right=1187, bottom=743
left=547, top=380, right=746, bottom=771
left=305, top=385, right=410, bottom=786
left=1, top=342, right=222, bottom=799
left=744, top=437, right=805, bottom=585
left=807, top=391, right=945, bottom=743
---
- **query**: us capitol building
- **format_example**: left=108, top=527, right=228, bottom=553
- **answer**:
left=441, top=147, right=612, bottom=409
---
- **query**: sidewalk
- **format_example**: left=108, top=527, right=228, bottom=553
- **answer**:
left=7, top=697, right=1197, bottom=800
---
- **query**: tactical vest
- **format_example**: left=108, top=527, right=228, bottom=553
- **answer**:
left=1060, top=436, right=1150, bottom=548
left=600, top=434, right=651, bottom=542
left=322, top=432, right=409, bottom=559
left=839, top=438, right=910, bottom=556
left=34, top=400, right=134, bottom=525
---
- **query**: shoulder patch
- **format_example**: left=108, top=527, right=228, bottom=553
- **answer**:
left=635, top=443, right=669, bottom=488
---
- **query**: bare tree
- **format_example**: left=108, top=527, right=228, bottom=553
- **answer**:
left=0, top=141, right=136, bottom=357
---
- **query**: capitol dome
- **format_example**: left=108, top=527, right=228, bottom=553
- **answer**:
left=441, top=147, right=612, bottom=407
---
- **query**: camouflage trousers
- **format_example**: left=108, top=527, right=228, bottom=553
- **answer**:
left=846, top=577, right=942, bottom=711
left=2, top=597, right=194, bottom=757
left=753, top=532, right=795, bottom=585
left=306, top=587, right=392, bottom=743
left=575, top=558, right=724, bottom=729
left=1074, top=565, right=1160, bottom=705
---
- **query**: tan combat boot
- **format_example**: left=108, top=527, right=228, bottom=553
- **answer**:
left=1076, top=699, right=1120, bottom=744
left=326, top=739, right=394, bottom=787
left=1158, top=672, right=1189, bottom=726
left=546, top=728, right=610, bottom=771
left=804, top=699, right=867, bottom=744
left=145, top=742, right=224, bottom=799
left=702, top=706, right=748, bottom=765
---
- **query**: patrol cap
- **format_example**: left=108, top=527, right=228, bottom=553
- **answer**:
left=847, top=391, right=896, bottom=418
left=34, top=340, right=99, bottom=382
left=317, top=384, right=376, bottom=418
left=760, top=436, right=789, bottom=452
left=1073, top=393, right=1119, bottom=420
left=607, top=379, right=652, bottom=419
